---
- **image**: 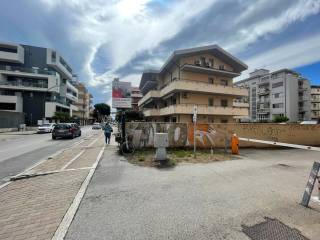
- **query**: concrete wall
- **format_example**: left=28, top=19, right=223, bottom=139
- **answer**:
left=126, top=122, right=320, bottom=149
left=0, top=110, right=24, bottom=128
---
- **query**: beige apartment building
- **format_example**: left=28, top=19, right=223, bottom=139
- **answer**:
left=311, top=85, right=320, bottom=120
left=73, top=82, right=92, bottom=125
left=138, top=45, right=249, bottom=123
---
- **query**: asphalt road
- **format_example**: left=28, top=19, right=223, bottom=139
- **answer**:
left=66, top=147, right=320, bottom=240
left=0, top=126, right=100, bottom=184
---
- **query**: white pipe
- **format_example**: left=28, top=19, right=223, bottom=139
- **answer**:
left=239, top=137, right=320, bottom=152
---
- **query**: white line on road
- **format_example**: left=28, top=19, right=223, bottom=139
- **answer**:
left=61, top=150, right=85, bottom=171
left=51, top=144, right=105, bottom=240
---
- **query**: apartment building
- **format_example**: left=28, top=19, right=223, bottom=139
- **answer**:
left=131, top=87, right=142, bottom=111
left=311, top=85, right=320, bottom=120
left=73, top=82, right=93, bottom=125
left=235, top=69, right=311, bottom=122
left=0, top=42, right=78, bottom=126
left=138, top=45, right=249, bottom=123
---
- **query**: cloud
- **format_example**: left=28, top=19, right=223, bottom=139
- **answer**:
left=236, top=33, right=320, bottom=80
left=1, top=0, right=320, bottom=105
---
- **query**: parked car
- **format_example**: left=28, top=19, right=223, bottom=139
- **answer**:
left=52, top=123, right=81, bottom=139
left=92, top=122, right=102, bottom=130
left=37, top=123, right=56, bottom=133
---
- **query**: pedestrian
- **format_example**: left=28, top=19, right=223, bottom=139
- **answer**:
left=104, top=122, right=113, bottom=144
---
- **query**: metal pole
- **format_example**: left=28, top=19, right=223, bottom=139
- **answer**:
left=193, top=121, right=196, bottom=158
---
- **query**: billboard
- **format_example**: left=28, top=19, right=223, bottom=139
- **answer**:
left=112, top=79, right=132, bottom=108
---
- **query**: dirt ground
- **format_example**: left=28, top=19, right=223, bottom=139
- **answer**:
left=126, top=148, right=238, bottom=167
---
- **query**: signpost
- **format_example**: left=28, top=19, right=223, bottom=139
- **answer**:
left=112, top=78, right=132, bottom=109
left=193, top=105, right=197, bottom=158
left=301, top=161, right=320, bottom=207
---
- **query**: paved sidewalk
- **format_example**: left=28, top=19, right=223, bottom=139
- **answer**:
left=0, top=132, right=105, bottom=240
left=66, top=148, right=320, bottom=240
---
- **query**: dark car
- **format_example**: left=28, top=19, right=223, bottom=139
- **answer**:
left=52, top=123, right=81, bottom=140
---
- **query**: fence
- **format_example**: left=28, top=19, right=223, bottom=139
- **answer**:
left=126, top=122, right=320, bottom=149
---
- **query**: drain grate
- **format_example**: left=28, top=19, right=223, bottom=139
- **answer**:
left=242, top=217, right=309, bottom=240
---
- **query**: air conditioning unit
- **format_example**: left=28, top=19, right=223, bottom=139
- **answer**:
left=194, top=60, right=201, bottom=66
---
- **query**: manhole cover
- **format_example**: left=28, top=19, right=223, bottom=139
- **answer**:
left=242, top=217, right=309, bottom=240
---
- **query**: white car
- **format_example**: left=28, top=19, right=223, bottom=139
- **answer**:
left=92, top=122, right=102, bottom=130
left=37, top=123, right=56, bottom=133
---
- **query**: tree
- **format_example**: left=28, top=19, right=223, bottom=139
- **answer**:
left=52, top=111, right=70, bottom=123
left=94, top=103, right=111, bottom=122
left=273, top=115, right=289, bottom=123
left=116, top=110, right=144, bottom=122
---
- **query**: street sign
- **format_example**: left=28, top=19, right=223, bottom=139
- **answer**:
left=301, top=161, right=320, bottom=207
left=193, top=105, right=197, bottom=123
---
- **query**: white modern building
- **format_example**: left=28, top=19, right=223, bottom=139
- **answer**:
left=0, top=42, right=78, bottom=126
left=311, top=85, right=320, bottom=120
left=235, top=69, right=311, bottom=122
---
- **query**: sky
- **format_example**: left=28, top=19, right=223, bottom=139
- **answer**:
left=0, top=0, right=320, bottom=105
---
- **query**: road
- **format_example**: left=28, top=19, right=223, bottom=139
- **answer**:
left=0, top=126, right=98, bottom=184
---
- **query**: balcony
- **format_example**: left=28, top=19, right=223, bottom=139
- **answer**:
left=299, top=95, right=309, bottom=101
left=257, top=108, right=270, bottom=114
left=181, top=64, right=240, bottom=77
left=257, top=89, right=270, bottom=95
left=0, top=65, right=56, bottom=75
left=46, top=49, right=73, bottom=79
left=0, top=43, right=24, bottom=64
left=143, top=104, right=248, bottom=117
left=233, top=101, right=249, bottom=108
left=0, top=94, right=23, bottom=112
left=299, top=106, right=309, bottom=112
left=139, top=79, right=248, bottom=106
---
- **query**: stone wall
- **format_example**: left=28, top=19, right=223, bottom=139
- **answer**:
left=126, top=122, right=320, bottom=148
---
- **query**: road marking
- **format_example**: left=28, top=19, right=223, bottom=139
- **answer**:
left=52, top=144, right=105, bottom=240
left=61, top=150, right=86, bottom=170
left=0, top=132, right=96, bottom=190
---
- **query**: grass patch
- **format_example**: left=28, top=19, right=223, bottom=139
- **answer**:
left=126, top=148, right=238, bottom=168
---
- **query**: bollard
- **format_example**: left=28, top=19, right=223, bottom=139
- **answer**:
left=231, top=133, right=239, bottom=155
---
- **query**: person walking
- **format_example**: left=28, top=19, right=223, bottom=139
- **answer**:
left=104, top=122, right=113, bottom=144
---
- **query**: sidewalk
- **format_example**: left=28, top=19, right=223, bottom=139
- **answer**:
left=65, top=148, right=320, bottom=240
left=0, top=132, right=105, bottom=240
left=0, top=130, right=36, bottom=136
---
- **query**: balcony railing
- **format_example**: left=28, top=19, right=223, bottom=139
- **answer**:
left=139, top=78, right=248, bottom=106
left=180, top=63, right=240, bottom=77
left=0, top=64, right=56, bottom=76
left=0, top=80, right=48, bottom=89
left=257, top=89, right=270, bottom=95
left=143, top=103, right=248, bottom=117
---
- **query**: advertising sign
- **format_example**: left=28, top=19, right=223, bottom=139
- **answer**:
left=112, top=79, right=132, bottom=108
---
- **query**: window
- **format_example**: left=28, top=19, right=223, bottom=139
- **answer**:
left=221, top=79, right=228, bottom=86
left=200, top=57, right=206, bottom=66
left=208, top=77, right=214, bottom=84
left=272, top=103, right=284, bottom=108
left=219, top=65, right=225, bottom=70
left=51, top=51, right=56, bottom=62
left=272, top=82, right=283, bottom=88
left=208, top=98, right=213, bottom=106
left=0, top=103, right=16, bottom=110
left=209, top=58, right=214, bottom=67
left=221, top=99, right=228, bottom=107
left=272, top=92, right=283, bottom=99
left=221, top=119, right=228, bottom=123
